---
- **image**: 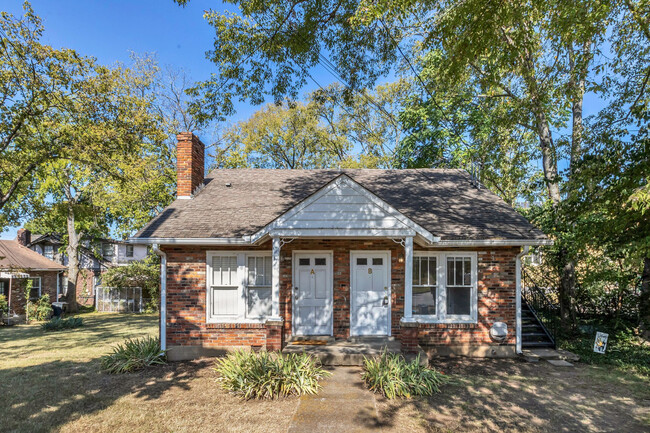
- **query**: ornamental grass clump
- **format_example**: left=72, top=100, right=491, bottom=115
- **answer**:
left=215, top=350, right=331, bottom=399
left=362, top=351, right=447, bottom=399
left=41, top=316, right=84, bottom=331
left=101, top=336, right=166, bottom=374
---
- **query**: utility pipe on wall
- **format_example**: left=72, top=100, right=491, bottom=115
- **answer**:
left=152, top=244, right=167, bottom=352
left=515, top=246, right=530, bottom=354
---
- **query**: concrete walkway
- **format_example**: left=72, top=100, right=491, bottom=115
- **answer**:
left=287, top=367, right=383, bottom=433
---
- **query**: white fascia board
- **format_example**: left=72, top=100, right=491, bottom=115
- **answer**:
left=251, top=174, right=437, bottom=243
left=127, top=237, right=252, bottom=245
left=430, top=239, right=553, bottom=247
left=268, top=228, right=417, bottom=238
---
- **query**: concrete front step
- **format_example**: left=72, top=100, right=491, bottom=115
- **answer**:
left=282, top=339, right=428, bottom=366
left=521, top=348, right=580, bottom=363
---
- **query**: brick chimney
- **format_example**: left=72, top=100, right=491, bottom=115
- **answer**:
left=16, top=228, right=31, bottom=246
left=176, top=132, right=205, bottom=198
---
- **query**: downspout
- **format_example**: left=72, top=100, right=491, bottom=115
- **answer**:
left=56, top=271, right=62, bottom=301
left=516, top=246, right=530, bottom=354
left=152, top=244, right=167, bottom=352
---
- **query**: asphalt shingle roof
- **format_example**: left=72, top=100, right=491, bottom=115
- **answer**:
left=0, top=240, right=67, bottom=271
left=133, top=168, right=546, bottom=241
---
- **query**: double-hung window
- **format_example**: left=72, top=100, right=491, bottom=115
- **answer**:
left=27, top=277, right=41, bottom=301
left=412, top=252, right=477, bottom=323
left=412, top=256, right=437, bottom=318
left=209, top=255, right=239, bottom=318
left=207, top=252, right=272, bottom=322
left=44, top=245, right=54, bottom=260
left=246, top=255, right=272, bottom=318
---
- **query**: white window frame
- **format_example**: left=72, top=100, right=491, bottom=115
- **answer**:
left=102, top=243, right=114, bottom=258
left=245, top=252, right=273, bottom=319
left=205, top=251, right=272, bottom=324
left=125, top=244, right=134, bottom=258
left=44, top=245, right=54, bottom=260
left=412, top=255, right=438, bottom=321
left=27, top=276, right=42, bottom=300
left=412, top=251, right=477, bottom=324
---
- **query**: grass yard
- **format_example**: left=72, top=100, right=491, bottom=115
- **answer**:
left=1, top=313, right=649, bottom=433
left=0, top=313, right=298, bottom=433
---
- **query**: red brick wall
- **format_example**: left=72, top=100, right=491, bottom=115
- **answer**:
left=8, top=271, right=59, bottom=315
left=416, top=248, right=518, bottom=347
left=176, top=132, right=204, bottom=197
left=162, top=242, right=519, bottom=350
left=75, top=269, right=97, bottom=306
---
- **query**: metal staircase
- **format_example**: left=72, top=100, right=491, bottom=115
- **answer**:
left=521, top=270, right=558, bottom=349
left=522, top=300, right=555, bottom=348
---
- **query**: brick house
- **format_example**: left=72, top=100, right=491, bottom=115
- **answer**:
left=25, top=231, right=149, bottom=306
left=0, top=236, right=66, bottom=316
left=131, top=132, right=551, bottom=361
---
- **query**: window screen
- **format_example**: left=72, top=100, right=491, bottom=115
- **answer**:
left=210, top=256, right=238, bottom=316
left=446, top=257, right=473, bottom=316
left=412, top=256, right=437, bottom=316
left=247, top=256, right=272, bottom=318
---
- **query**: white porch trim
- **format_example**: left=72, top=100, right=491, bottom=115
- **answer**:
left=269, top=237, right=282, bottom=320
left=403, top=237, right=415, bottom=322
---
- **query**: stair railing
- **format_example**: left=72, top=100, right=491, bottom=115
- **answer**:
left=521, top=270, right=559, bottom=347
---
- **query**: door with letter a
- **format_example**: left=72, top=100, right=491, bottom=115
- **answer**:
left=293, top=252, right=333, bottom=336
left=350, top=251, right=391, bottom=336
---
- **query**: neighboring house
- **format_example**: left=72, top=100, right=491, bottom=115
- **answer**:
left=0, top=238, right=66, bottom=315
left=24, top=230, right=149, bottom=306
left=131, top=133, right=551, bottom=361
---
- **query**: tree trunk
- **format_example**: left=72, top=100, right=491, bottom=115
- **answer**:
left=64, top=202, right=80, bottom=313
left=640, top=256, right=650, bottom=340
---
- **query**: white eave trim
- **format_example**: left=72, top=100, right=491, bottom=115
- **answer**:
left=127, top=237, right=252, bottom=245
left=432, top=239, right=553, bottom=247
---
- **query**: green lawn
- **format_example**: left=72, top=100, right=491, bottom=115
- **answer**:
left=0, top=313, right=297, bottom=433
left=1, top=314, right=649, bottom=433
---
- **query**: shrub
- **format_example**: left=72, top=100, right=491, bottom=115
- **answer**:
left=101, top=336, right=166, bottom=374
left=0, top=294, right=7, bottom=313
left=41, top=316, right=84, bottom=331
left=26, top=294, right=52, bottom=321
left=215, top=350, right=331, bottom=399
left=362, top=351, right=447, bottom=399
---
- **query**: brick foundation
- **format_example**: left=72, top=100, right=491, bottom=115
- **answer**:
left=161, top=242, right=519, bottom=355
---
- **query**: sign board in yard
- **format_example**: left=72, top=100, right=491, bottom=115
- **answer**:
left=593, top=331, right=608, bottom=354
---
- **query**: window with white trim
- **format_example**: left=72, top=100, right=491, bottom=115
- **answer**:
left=412, top=256, right=437, bottom=317
left=210, top=255, right=238, bottom=317
left=412, top=252, right=477, bottom=323
left=246, top=255, right=272, bottom=318
left=28, top=277, right=41, bottom=300
left=126, top=245, right=134, bottom=258
left=44, top=245, right=54, bottom=260
left=206, top=251, right=272, bottom=322
left=446, top=256, right=473, bottom=316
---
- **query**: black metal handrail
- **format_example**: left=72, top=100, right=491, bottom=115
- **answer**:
left=522, top=270, right=559, bottom=346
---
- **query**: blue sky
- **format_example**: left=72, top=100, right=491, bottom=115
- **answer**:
left=1, top=1, right=606, bottom=239
left=1, top=0, right=328, bottom=239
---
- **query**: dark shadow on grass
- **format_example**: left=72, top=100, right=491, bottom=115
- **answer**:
left=0, top=357, right=209, bottom=433
left=352, top=358, right=650, bottom=433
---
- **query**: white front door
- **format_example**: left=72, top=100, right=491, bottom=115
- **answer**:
left=350, top=251, right=391, bottom=336
left=293, top=253, right=333, bottom=336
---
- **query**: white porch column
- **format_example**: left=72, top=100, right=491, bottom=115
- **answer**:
left=270, top=236, right=281, bottom=319
left=403, top=236, right=415, bottom=321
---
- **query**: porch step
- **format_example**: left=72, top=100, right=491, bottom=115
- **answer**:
left=282, top=339, right=427, bottom=366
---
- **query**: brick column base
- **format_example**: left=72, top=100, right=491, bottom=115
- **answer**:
left=265, top=318, right=284, bottom=351
left=400, top=318, right=419, bottom=354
